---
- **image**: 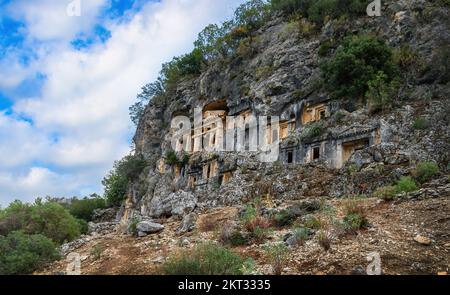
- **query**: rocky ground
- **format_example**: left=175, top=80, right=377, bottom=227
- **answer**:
left=37, top=177, right=449, bottom=275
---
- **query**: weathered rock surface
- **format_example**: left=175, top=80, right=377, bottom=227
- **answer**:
left=176, top=213, right=197, bottom=235
left=136, top=221, right=164, bottom=237
left=88, top=222, right=118, bottom=235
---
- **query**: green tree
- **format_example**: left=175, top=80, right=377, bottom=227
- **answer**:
left=233, top=0, right=271, bottom=31
left=0, top=231, right=59, bottom=275
left=102, top=155, right=147, bottom=206
left=66, top=194, right=107, bottom=222
left=365, top=71, right=400, bottom=113
left=129, top=78, right=165, bottom=125
left=321, top=35, right=398, bottom=100
left=0, top=200, right=81, bottom=244
left=271, top=0, right=312, bottom=15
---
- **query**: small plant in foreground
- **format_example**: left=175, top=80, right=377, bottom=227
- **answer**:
left=303, top=215, right=321, bottom=230
left=162, top=243, right=248, bottom=275
left=395, top=176, right=418, bottom=193
left=90, top=245, right=103, bottom=261
left=341, top=199, right=369, bottom=233
left=414, top=161, right=439, bottom=184
left=412, top=117, right=429, bottom=130
left=373, top=185, right=397, bottom=201
left=219, top=222, right=247, bottom=247
left=290, top=227, right=311, bottom=246
left=265, top=243, right=290, bottom=275
left=317, top=231, right=332, bottom=251
left=272, top=210, right=294, bottom=227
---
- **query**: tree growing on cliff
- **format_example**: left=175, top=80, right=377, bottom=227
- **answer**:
left=321, top=35, right=398, bottom=100
left=102, top=155, right=147, bottom=206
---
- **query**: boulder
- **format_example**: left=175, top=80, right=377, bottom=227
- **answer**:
left=149, top=190, right=197, bottom=218
left=136, top=221, right=164, bottom=237
left=414, top=235, right=432, bottom=246
left=176, top=213, right=197, bottom=235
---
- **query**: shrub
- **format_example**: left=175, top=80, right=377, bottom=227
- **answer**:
left=233, top=0, right=271, bottom=31
left=76, top=219, right=89, bottom=235
left=341, top=199, right=369, bottom=233
left=0, top=231, right=59, bottom=275
left=129, top=79, right=165, bottom=126
left=271, top=0, right=312, bottom=15
left=127, top=217, right=140, bottom=236
left=240, top=204, right=271, bottom=243
left=366, top=71, right=399, bottom=114
left=318, top=39, right=334, bottom=57
left=395, top=176, right=418, bottom=193
left=317, top=231, right=331, bottom=251
left=342, top=213, right=369, bottom=233
left=265, top=243, right=290, bottom=275
left=290, top=227, right=311, bottom=246
left=165, top=150, right=179, bottom=166
left=90, top=245, right=103, bottom=261
left=342, top=198, right=365, bottom=216
left=272, top=210, right=294, bottom=227
left=303, top=215, right=321, bottom=230
left=219, top=228, right=247, bottom=247
left=308, top=0, right=367, bottom=24
left=415, top=162, right=439, bottom=184
left=0, top=200, right=81, bottom=244
left=393, top=45, right=419, bottom=69
left=412, top=117, right=429, bottom=130
left=300, top=121, right=323, bottom=140
left=66, top=195, right=106, bottom=222
left=219, top=224, right=247, bottom=247
left=162, top=243, right=248, bottom=275
left=102, top=154, right=147, bottom=207
left=373, top=186, right=397, bottom=201
left=321, top=35, right=398, bottom=100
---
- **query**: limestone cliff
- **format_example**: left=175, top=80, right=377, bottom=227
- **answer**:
left=121, top=0, right=450, bottom=225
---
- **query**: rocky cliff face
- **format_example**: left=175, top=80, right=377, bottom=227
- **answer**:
left=122, top=0, right=449, bottom=225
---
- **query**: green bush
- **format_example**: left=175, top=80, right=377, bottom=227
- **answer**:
left=127, top=217, right=140, bottom=236
left=219, top=224, right=247, bottom=247
left=271, top=0, right=312, bottom=15
left=102, top=154, right=147, bottom=207
left=317, top=231, right=331, bottom=251
left=318, top=39, right=334, bottom=57
left=233, top=0, right=271, bottom=31
left=303, top=215, right=321, bottom=230
left=373, top=185, right=397, bottom=201
left=165, top=150, right=179, bottom=166
left=342, top=213, right=369, bottom=232
left=290, top=227, right=311, bottom=245
left=300, top=121, right=323, bottom=140
left=76, top=219, right=89, bottom=235
left=241, top=204, right=271, bottom=243
left=366, top=71, right=399, bottom=114
left=395, top=176, right=418, bottom=193
left=308, top=0, right=367, bottom=24
left=0, top=200, right=81, bottom=244
left=415, top=162, right=439, bottom=183
left=321, top=35, right=398, bottom=100
left=66, top=195, right=106, bottom=222
left=90, top=245, right=103, bottom=261
left=272, top=210, right=294, bottom=227
left=0, top=231, right=59, bottom=275
left=412, top=117, right=429, bottom=130
left=265, top=243, right=290, bottom=275
left=162, top=243, right=248, bottom=275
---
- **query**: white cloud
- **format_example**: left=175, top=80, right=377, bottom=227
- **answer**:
left=6, top=0, right=108, bottom=42
left=0, top=0, right=245, bottom=206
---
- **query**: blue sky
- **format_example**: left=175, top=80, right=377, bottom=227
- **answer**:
left=0, top=0, right=245, bottom=206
